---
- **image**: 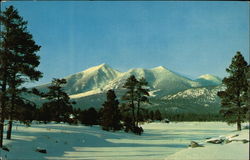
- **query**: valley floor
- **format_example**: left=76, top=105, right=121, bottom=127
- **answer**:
left=0, top=122, right=249, bottom=160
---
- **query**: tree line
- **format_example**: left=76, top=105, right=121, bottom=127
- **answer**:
left=26, top=75, right=159, bottom=135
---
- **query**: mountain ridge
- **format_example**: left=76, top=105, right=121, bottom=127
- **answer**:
left=30, top=63, right=223, bottom=113
left=35, top=63, right=222, bottom=98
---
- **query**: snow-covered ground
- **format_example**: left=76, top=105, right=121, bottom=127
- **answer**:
left=165, top=129, right=249, bottom=160
left=0, top=122, right=249, bottom=160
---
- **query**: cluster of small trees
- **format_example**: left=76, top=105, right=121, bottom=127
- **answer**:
left=120, top=75, right=150, bottom=134
left=70, top=75, right=155, bottom=135
left=164, top=113, right=223, bottom=121
left=34, top=78, right=75, bottom=123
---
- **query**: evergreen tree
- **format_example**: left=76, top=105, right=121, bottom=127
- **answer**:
left=135, top=77, right=150, bottom=126
left=101, top=90, right=122, bottom=131
left=37, top=103, right=53, bottom=123
left=79, top=107, right=98, bottom=126
left=122, top=75, right=149, bottom=135
left=122, top=75, right=138, bottom=127
left=246, top=66, right=250, bottom=121
left=13, top=98, right=36, bottom=126
left=143, top=109, right=150, bottom=121
left=149, top=110, right=155, bottom=120
left=154, top=109, right=162, bottom=121
left=0, top=5, right=42, bottom=144
left=217, top=51, right=248, bottom=131
left=42, top=78, right=75, bottom=123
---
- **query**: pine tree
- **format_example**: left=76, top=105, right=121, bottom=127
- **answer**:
left=135, top=77, right=150, bottom=126
left=0, top=5, right=42, bottom=144
left=101, top=90, right=122, bottom=131
left=122, top=75, right=138, bottom=127
left=154, top=109, right=162, bottom=121
left=42, top=78, right=75, bottom=123
left=149, top=110, right=155, bottom=120
left=79, top=107, right=98, bottom=126
left=246, top=66, right=250, bottom=121
left=217, top=51, right=248, bottom=131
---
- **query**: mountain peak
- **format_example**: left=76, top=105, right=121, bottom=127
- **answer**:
left=95, top=63, right=109, bottom=69
left=152, top=66, right=168, bottom=71
left=84, top=63, right=110, bottom=73
left=196, top=74, right=222, bottom=86
left=99, top=63, right=108, bottom=67
left=198, top=74, right=221, bottom=81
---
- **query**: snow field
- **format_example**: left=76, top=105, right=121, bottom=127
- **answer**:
left=1, top=122, right=248, bottom=160
left=165, top=129, right=249, bottom=160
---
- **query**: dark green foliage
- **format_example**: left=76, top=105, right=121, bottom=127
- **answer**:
left=154, top=109, right=162, bottom=121
left=122, top=113, right=143, bottom=135
left=69, top=108, right=81, bottom=125
left=13, top=99, right=37, bottom=126
left=123, top=114, right=134, bottom=132
left=79, top=107, right=98, bottom=126
left=135, top=77, right=150, bottom=126
left=41, top=78, right=74, bottom=123
left=101, top=90, right=122, bottom=131
left=0, top=5, right=42, bottom=143
left=122, top=75, right=138, bottom=126
left=149, top=110, right=155, bottom=120
left=246, top=66, right=250, bottom=121
left=163, top=113, right=223, bottom=121
left=217, top=52, right=248, bottom=130
left=122, top=75, right=150, bottom=135
left=37, top=103, right=53, bottom=123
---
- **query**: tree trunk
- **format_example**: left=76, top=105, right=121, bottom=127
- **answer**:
left=6, top=102, right=14, bottom=139
left=131, top=91, right=136, bottom=127
left=0, top=71, right=7, bottom=148
left=0, top=117, right=4, bottom=148
left=136, top=101, right=140, bottom=127
left=237, top=121, right=241, bottom=131
left=6, top=121, right=13, bottom=139
left=237, top=96, right=241, bottom=131
left=131, top=103, right=135, bottom=127
left=7, top=74, right=16, bottom=140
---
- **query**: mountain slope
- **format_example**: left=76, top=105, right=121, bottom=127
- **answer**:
left=103, top=66, right=201, bottom=97
left=159, top=85, right=225, bottom=114
left=32, top=64, right=223, bottom=113
left=195, top=74, right=222, bottom=86
left=36, top=63, right=121, bottom=95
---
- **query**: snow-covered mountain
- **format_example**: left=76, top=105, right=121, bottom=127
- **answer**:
left=159, top=85, right=225, bottom=114
left=102, top=66, right=201, bottom=97
left=163, top=85, right=224, bottom=102
left=36, top=63, right=121, bottom=95
left=36, top=63, right=206, bottom=98
left=32, top=63, right=223, bottom=112
left=195, top=74, right=222, bottom=86
left=64, top=63, right=121, bottom=94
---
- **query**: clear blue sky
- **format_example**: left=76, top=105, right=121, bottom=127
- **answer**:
left=2, top=1, right=249, bottom=86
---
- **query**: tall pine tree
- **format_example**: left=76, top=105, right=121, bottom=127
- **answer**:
left=101, top=90, right=122, bottom=131
left=122, top=75, right=138, bottom=127
left=217, top=51, right=248, bottom=131
left=0, top=5, right=42, bottom=145
left=135, top=77, right=150, bottom=126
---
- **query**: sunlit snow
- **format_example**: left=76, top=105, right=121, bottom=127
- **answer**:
left=1, top=122, right=248, bottom=160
